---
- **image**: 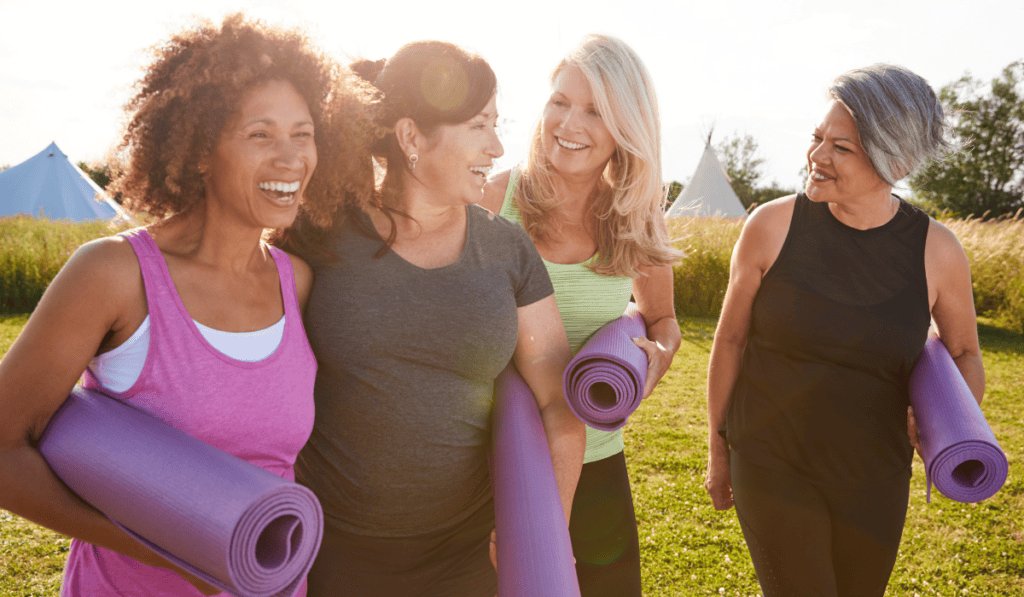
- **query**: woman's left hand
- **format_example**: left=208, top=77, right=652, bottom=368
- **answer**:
left=632, top=336, right=675, bottom=399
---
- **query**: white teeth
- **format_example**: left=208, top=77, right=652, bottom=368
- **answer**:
left=259, top=181, right=301, bottom=192
left=557, top=137, right=587, bottom=150
left=812, top=172, right=828, bottom=181
left=469, top=167, right=491, bottom=177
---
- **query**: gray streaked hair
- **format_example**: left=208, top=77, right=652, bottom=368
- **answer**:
left=829, top=64, right=950, bottom=185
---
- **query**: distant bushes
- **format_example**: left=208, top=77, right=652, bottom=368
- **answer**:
left=3, top=214, right=1023, bottom=333
left=0, top=217, right=129, bottom=313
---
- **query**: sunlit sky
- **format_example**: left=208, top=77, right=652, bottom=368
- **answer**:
left=2, top=0, right=1021, bottom=191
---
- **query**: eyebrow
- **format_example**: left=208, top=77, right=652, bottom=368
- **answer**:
left=476, top=111, right=498, bottom=120
left=242, top=118, right=314, bottom=128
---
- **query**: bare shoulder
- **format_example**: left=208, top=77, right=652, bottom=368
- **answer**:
left=745, top=194, right=797, bottom=232
left=925, top=218, right=968, bottom=263
left=284, top=251, right=314, bottom=311
left=480, top=168, right=513, bottom=214
left=60, top=234, right=143, bottom=299
left=734, top=194, right=797, bottom=272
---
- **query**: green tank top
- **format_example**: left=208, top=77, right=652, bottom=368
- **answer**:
left=499, top=168, right=634, bottom=463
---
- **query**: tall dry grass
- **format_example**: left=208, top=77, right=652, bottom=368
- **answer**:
left=0, top=216, right=130, bottom=313
left=2, top=213, right=1023, bottom=333
left=944, top=209, right=1024, bottom=332
left=667, top=211, right=1024, bottom=332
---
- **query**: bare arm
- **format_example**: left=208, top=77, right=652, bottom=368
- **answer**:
left=925, top=219, right=984, bottom=403
left=0, top=238, right=217, bottom=593
left=704, top=198, right=793, bottom=511
left=513, top=295, right=586, bottom=523
left=632, top=264, right=681, bottom=399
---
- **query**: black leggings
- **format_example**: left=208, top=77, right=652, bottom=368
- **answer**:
left=730, top=452, right=911, bottom=597
left=569, top=451, right=642, bottom=597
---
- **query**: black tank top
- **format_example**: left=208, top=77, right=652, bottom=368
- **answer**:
left=725, top=194, right=931, bottom=486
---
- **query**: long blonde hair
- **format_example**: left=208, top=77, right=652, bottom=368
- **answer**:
left=515, top=34, right=681, bottom=278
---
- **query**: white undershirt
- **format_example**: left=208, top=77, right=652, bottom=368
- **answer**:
left=87, top=315, right=286, bottom=393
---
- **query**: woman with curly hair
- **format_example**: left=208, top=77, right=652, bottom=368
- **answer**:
left=480, top=34, right=681, bottom=597
left=0, top=13, right=374, bottom=596
left=291, top=41, right=585, bottom=597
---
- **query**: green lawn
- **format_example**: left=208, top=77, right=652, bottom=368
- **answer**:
left=1, top=314, right=1022, bottom=596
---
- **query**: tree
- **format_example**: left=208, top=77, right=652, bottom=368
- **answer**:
left=78, top=161, right=113, bottom=189
left=715, top=133, right=797, bottom=209
left=910, top=60, right=1024, bottom=219
left=665, top=180, right=683, bottom=210
left=715, top=133, right=764, bottom=209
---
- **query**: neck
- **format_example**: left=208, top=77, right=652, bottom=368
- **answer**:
left=826, top=188, right=898, bottom=230
left=549, top=168, right=606, bottom=224
left=154, top=201, right=269, bottom=274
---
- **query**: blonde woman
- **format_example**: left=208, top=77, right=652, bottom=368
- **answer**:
left=482, top=34, right=681, bottom=597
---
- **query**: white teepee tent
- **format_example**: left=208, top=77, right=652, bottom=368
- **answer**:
left=666, top=143, right=748, bottom=219
left=0, top=142, right=129, bottom=221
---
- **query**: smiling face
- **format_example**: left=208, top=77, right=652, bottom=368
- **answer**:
left=204, top=79, right=317, bottom=230
left=415, top=93, right=503, bottom=206
left=805, top=99, right=889, bottom=204
left=541, top=65, right=616, bottom=181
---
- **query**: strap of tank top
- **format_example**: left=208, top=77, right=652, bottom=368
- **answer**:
left=118, top=228, right=178, bottom=326
left=267, top=246, right=300, bottom=322
left=499, top=165, right=523, bottom=223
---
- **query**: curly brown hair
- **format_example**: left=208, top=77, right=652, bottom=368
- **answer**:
left=110, top=12, right=376, bottom=230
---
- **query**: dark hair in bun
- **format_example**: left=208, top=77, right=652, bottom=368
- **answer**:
left=350, top=58, right=386, bottom=87
left=356, top=41, right=497, bottom=250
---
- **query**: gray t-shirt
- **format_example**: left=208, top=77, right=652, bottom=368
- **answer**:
left=299, top=205, right=554, bottom=537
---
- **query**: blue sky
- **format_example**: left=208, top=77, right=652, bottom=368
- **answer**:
left=1, top=0, right=1021, bottom=190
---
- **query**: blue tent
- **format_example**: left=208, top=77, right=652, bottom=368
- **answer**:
left=0, top=142, right=129, bottom=221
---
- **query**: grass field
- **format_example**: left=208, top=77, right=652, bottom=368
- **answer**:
left=1, top=313, right=1021, bottom=596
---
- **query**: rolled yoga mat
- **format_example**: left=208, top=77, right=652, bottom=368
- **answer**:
left=38, top=387, right=323, bottom=597
left=492, top=364, right=581, bottom=597
left=562, top=303, right=649, bottom=431
left=909, top=338, right=1008, bottom=503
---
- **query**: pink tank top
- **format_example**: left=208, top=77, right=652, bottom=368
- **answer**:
left=62, top=228, right=317, bottom=597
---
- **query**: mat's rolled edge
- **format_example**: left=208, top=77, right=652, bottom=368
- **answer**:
left=562, top=303, right=649, bottom=430
left=492, top=364, right=581, bottom=597
left=909, top=338, right=1008, bottom=503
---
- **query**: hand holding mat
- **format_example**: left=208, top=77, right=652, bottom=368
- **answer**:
left=38, top=387, right=323, bottom=597
left=909, top=338, right=1008, bottom=503
left=492, top=364, right=581, bottom=597
left=562, top=303, right=649, bottom=431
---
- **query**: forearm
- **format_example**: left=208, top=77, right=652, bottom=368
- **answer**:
left=952, top=351, right=985, bottom=405
left=539, top=401, right=586, bottom=524
left=706, top=338, right=744, bottom=457
left=647, top=315, right=682, bottom=356
left=0, top=444, right=159, bottom=564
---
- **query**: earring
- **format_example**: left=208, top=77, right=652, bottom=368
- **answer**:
left=408, top=154, right=418, bottom=171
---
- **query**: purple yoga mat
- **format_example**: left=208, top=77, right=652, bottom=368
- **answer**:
left=38, top=387, right=323, bottom=597
left=562, top=303, right=649, bottom=431
left=492, top=364, right=581, bottom=597
left=909, top=338, right=1008, bottom=503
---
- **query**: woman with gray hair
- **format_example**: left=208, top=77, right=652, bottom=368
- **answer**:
left=704, top=64, right=984, bottom=596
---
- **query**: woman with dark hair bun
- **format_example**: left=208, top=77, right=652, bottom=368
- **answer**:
left=295, top=41, right=585, bottom=596
left=0, top=13, right=374, bottom=596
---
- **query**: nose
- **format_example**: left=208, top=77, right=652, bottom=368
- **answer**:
left=272, top=138, right=306, bottom=170
left=807, top=139, right=828, bottom=167
left=560, top=106, right=583, bottom=133
left=486, top=127, right=504, bottom=159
